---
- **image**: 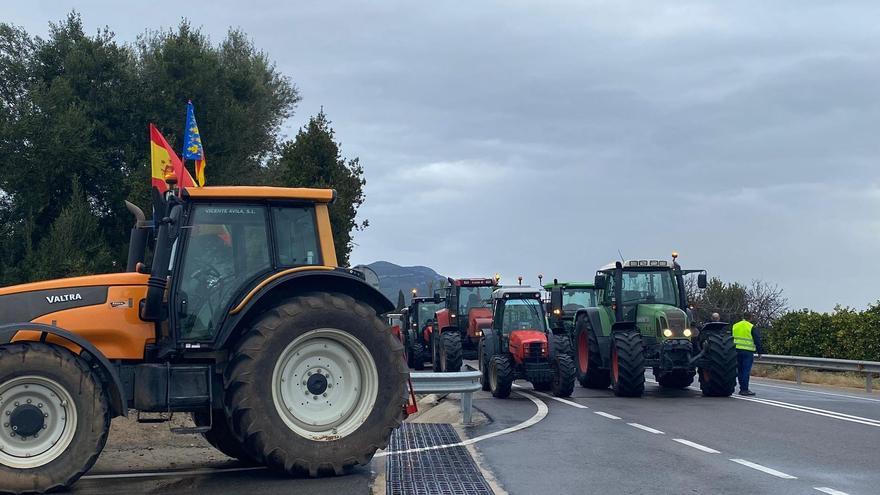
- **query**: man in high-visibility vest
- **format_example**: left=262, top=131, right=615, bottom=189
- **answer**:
left=732, top=313, right=763, bottom=396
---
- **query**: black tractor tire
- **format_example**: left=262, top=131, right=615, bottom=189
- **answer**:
left=698, top=331, right=737, bottom=397
left=656, top=370, right=695, bottom=390
left=224, top=292, right=407, bottom=477
left=407, top=340, right=426, bottom=370
left=192, top=409, right=255, bottom=463
left=574, top=316, right=611, bottom=389
left=489, top=354, right=514, bottom=399
left=0, top=343, right=110, bottom=494
left=478, top=341, right=491, bottom=391
left=610, top=330, right=646, bottom=397
left=551, top=334, right=573, bottom=358
left=551, top=354, right=576, bottom=398
left=439, top=331, right=463, bottom=372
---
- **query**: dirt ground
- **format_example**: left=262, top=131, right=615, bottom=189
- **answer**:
left=752, top=364, right=876, bottom=390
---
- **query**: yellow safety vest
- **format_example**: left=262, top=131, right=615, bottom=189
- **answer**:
left=732, top=320, right=756, bottom=352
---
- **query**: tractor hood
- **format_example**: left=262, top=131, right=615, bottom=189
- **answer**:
left=0, top=272, right=149, bottom=297
left=468, top=307, right=493, bottom=338
left=634, top=304, right=689, bottom=339
left=508, top=330, right=547, bottom=347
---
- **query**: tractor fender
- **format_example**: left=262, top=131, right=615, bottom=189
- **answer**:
left=0, top=322, right=127, bottom=417
left=434, top=308, right=453, bottom=331
left=218, top=268, right=394, bottom=348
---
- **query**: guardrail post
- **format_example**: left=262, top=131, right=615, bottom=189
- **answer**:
left=795, top=367, right=802, bottom=385
left=867, top=374, right=873, bottom=394
left=461, top=391, right=473, bottom=425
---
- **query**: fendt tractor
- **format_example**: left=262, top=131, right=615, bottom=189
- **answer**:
left=544, top=280, right=598, bottom=350
left=569, top=254, right=737, bottom=397
left=399, top=294, right=445, bottom=369
left=0, top=182, right=407, bottom=493
left=479, top=287, right=575, bottom=398
left=433, top=277, right=498, bottom=372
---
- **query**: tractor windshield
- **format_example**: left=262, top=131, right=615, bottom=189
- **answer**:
left=612, top=269, right=678, bottom=306
left=501, top=298, right=546, bottom=334
left=416, top=302, right=441, bottom=326
left=563, top=288, right=597, bottom=310
left=458, top=286, right=493, bottom=316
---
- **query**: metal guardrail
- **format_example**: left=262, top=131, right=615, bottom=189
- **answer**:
left=410, top=371, right=482, bottom=424
left=755, top=354, right=880, bottom=393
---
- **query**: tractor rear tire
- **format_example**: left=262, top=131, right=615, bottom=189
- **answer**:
left=610, top=331, right=646, bottom=397
left=478, top=341, right=491, bottom=391
left=439, top=331, right=463, bottom=372
left=489, top=354, right=514, bottom=398
left=0, top=343, right=110, bottom=494
left=574, top=316, right=611, bottom=389
left=224, top=292, right=407, bottom=477
left=192, top=409, right=255, bottom=463
left=551, top=354, right=576, bottom=397
left=407, top=340, right=426, bottom=370
left=698, top=331, right=737, bottom=397
left=656, top=370, right=695, bottom=389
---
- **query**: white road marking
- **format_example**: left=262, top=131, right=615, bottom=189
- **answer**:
left=82, top=466, right=266, bottom=480
left=513, top=384, right=588, bottom=409
left=733, top=395, right=880, bottom=427
left=672, top=438, right=720, bottom=454
left=750, top=380, right=880, bottom=403
left=814, top=487, right=850, bottom=495
left=376, top=390, right=549, bottom=457
left=593, top=411, right=621, bottom=420
left=729, top=458, right=797, bottom=479
left=627, top=423, right=664, bottom=434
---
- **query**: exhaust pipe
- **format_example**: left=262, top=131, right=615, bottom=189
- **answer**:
left=124, top=201, right=150, bottom=272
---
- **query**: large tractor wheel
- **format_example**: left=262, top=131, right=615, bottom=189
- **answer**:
left=610, top=331, right=646, bottom=397
left=656, top=370, right=695, bottom=389
left=439, top=331, right=463, bottom=372
left=489, top=354, right=514, bottom=398
left=192, top=409, right=255, bottom=463
left=478, top=341, right=490, bottom=391
left=574, top=316, right=611, bottom=389
left=698, top=331, right=737, bottom=397
left=0, top=343, right=110, bottom=494
left=407, top=340, right=425, bottom=371
left=551, top=354, right=576, bottom=398
left=551, top=334, right=573, bottom=359
left=225, top=292, right=407, bottom=477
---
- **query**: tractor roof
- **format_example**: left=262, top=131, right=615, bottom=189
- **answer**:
left=183, top=186, right=336, bottom=203
left=543, top=282, right=594, bottom=290
left=451, top=277, right=496, bottom=287
left=599, top=259, right=672, bottom=271
left=492, top=287, right=542, bottom=300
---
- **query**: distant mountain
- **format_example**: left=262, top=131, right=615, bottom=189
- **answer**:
left=366, top=261, right=447, bottom=307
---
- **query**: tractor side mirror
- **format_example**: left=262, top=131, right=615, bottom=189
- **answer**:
left=697, top=273, right=707, bottom=289
left=549, top=287, right=563, bottom=316
left=594, top=274, right=608, bottom=290
left=166, top=204, right=183, bottom=242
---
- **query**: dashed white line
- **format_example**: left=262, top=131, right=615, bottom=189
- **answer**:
left=593, top=411, right=621, bottom=419
left=729, top=458, right=797, bottom=479
left=671, top=438, right=720, bottom=454
left=627, top=423, right=664, bottom=434
left=513, top=384, right=589, bottom=409
left=814, top=487, right=850, bottom=495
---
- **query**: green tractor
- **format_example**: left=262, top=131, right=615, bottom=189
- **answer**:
left=544, top=281, right=598, bottom=351
left=568, top=254, right=736, bottom=397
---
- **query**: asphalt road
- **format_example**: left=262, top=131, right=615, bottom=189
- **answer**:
left=467, top=363, right=878, bottom=495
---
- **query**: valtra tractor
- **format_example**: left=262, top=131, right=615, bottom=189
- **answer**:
left=0, top=181, right=407, bottom=493
left=545, top=280, right=598, bottom=354
left=433, top=277, right=498, bottom=372
left=399, top=294, right=445, bottom=369
left=478, top=287, right=575, bottom=398
left=571, top=253, right=737, bottom=397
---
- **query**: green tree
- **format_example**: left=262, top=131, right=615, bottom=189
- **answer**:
left=397, top=290, right=406, bottom=310
left=270, top=110, right=367, bottom=265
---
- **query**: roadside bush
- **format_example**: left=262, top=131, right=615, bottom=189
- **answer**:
left=764, top=304, right=880, bottom=362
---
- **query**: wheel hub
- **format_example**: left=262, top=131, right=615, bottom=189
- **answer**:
left=306, top=372, right=329, bottom=395
left=9, top=404, right=44, bottom=437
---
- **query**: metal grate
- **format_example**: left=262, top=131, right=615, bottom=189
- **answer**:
left=386, top=423, right=494, bottom=495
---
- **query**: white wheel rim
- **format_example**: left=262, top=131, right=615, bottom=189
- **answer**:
left=0, top=376, right=77, bottom=468
left=272, top=328, right=379, bottom=441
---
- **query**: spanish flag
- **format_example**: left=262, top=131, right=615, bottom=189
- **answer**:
left=150, top=123, right=196, bottom=192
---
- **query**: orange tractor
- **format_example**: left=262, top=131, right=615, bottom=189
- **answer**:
left=0, top=183, right=407, bottom=493
left=432, top=277, right=497, bottom=372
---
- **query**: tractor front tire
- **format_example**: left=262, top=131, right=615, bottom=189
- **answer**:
left=478, top=341, right=491, bottom=391
left=192, top=409, right=255, bottom=463
left=407, top=340, right=426, bottom=371
left=551, top=354, right=576, bottom=397
left=574, top=317, right=611, bottom=389
left=611, top=331, right=646, bottom=397
left=698, top=331, right=737, bottom=397
left=551, top=334, right=573, bottom=359
left=489, top=354, right=514, bottom=398
left=656, top=370, right=695, bottom=390
left=439, top=331, right=463, bottom=372
left=0, top=343, right=110, bottom=494
left=225, top=292, right=407, bottom=477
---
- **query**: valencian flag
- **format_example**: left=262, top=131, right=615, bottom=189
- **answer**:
left=183, top=101, right=206, bottom=187
left=150, top=123, right=196, bottom=192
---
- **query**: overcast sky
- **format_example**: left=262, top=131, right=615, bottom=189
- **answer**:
left=6, top=1, right=880, bottom=311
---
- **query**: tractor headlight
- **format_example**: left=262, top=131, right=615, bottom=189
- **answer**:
left=683, top=328, right=693, bottom=337
left=475, top=329, right=483, bottom=337
left=662, top=329, right=673, bottom=338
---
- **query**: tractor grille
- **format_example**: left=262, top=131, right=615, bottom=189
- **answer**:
left=386, top=423, right=493, bottom=495
left=524, top=342, right=546, bottom=361
left=666, top=311, right=686, bottom=332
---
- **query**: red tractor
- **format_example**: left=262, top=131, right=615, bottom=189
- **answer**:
left=399, top=295, right=444, bottom=369
left=478, top=287, right=576, bottom=398
left=433, top=277, right=497, bottom=372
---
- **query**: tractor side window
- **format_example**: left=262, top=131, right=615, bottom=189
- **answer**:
left=177, top=204, right=271, bottom=340
left=273, top=206, right=320, bottom=266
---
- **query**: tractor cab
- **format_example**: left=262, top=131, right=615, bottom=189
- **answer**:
left=545, top=280, right=598, bottom=333
left=491, top=287, right=549, bottom=361
left=400, top=295, right=444, bottom=369
left=433, top=277, right=498, bottom=371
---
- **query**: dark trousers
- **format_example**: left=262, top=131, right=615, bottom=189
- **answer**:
left=737, top=350, right=754, bottom=391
